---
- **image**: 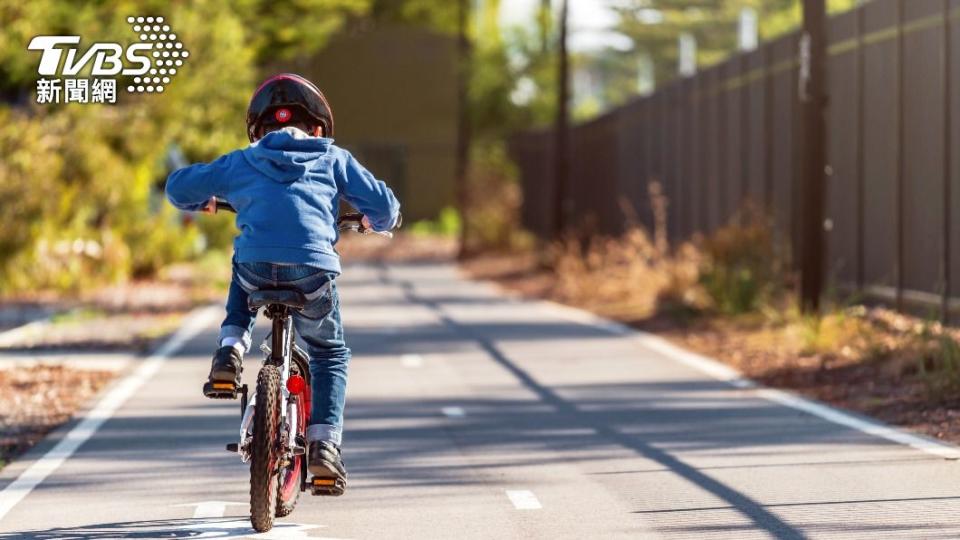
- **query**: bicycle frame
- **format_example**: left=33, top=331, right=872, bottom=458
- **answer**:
left=237, top=304, right=306, bottom=465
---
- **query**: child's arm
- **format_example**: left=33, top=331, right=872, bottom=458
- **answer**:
left=165, top=152, right=235, bottom=212
left=335, top=151, right=401, bottom=231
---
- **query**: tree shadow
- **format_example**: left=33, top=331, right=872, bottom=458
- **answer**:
left=0, top=517, right=294, bottom=539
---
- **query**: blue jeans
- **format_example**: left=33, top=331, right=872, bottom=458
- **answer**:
left=220, top=261, right=350, bottom=446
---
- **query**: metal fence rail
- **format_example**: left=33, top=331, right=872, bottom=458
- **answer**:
left=510, top=0, right=960, bottom=316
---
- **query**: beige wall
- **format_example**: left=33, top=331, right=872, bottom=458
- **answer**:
left=280, top=24, right=458, bottom=221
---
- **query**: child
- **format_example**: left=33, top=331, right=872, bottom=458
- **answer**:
left=165, top=73, right=400, bottom=491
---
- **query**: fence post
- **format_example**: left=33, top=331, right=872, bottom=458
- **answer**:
left=856, top=4, right=865, bottom=292
left=740, top=53, right=750, bottom=218
left=718, top=68, right=728, bottom=224
left=553, top=0, right=570, bottom=238
left=678, top=81, right=687, bottom=240
left=943, top=0, right=953, bottom=322
left=455, top=0, right=472, bottom=258
left=799, top=0, right=828, bottom=312
left=896, top=0, right=905, bottom=311
left=764, top=41, right=774, bottom=214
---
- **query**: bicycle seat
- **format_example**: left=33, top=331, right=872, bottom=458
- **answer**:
left=248, top=289, right=307, bottom=310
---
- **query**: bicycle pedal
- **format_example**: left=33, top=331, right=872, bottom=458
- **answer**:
left=203, top=381, right=238, bottom=399
left=309, top=476, right=346, bottom=496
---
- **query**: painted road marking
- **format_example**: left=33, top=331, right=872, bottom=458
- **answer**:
left=505, top=490, right=542, bottom=510
left=175, top=501, right=247, bottom=519
left=441, top=406, right=466, bottom=418
left=173, top=519, right=327, bottom=539
left=0, top=318, right=50, bottom=348
left=400, top=354, right=424, bottom=368
left=541, top=299, right=960, bottom=460
left=0, top=305, right=221, bottom=522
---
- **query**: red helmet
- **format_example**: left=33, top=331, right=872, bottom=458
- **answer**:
left=246, top=74, right=334, bottom=142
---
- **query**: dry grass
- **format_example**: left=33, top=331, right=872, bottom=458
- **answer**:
left=0, top=365, right=114, bottom=466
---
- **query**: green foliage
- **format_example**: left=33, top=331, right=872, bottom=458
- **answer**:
left=700, top=216, right=781, bottom=315
left=408, top=207, right=462, bottom=237
left=0, top=0, right=364, bottom=294
left=462, top=141, right=534, bottom=253
left=917, top=332, right=960, bottom=400
left=536, top=0, right=864, bottom=116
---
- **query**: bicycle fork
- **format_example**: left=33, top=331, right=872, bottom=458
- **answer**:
left=229, top=309, right=302, bottom=463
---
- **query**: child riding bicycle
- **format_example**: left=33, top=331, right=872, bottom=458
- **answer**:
left=164, top=73, right=401, bottom=492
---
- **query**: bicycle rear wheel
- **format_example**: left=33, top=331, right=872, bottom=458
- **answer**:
left=250, top=365, right=281, bottom=532
left=276, top=358, right=310, bottom=517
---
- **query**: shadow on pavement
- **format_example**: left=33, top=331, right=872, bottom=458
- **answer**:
left=0, top=517, right=301, bottom=539
left=390, top=269, right=813, bottom=540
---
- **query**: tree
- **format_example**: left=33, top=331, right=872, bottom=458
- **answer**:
left=612, top=0, right=862, bottom=91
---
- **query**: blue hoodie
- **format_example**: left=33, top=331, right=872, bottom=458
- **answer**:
left=165, top=127, right=401, bottom=273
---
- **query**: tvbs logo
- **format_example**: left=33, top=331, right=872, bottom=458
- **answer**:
left=27, top=16, right=189, bottom=104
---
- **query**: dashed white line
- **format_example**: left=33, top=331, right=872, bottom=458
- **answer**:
left=400, top=354, right=424, bottom=368
left=505, top=490, right=542, bottom=510
left=441, top=406, right=466, bottom=418
left=0, top=305, right=221, bottom=522
left=174, top=500, right=246, bottom=518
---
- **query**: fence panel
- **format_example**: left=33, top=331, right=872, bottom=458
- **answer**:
left=950, top=0, right=960, bottom=312
left=861, top=0, right=900, bottom=290
left=745, top=48, right=767, bottom=207
left=721, top=59, right=742, bottom=224
left=826, top=9, right=862, bottom=289
left=902, top=0, right=947, bottom=299
left=508, top=0, right=960, bottom=316
left=768, top=33, right=798, bottom=250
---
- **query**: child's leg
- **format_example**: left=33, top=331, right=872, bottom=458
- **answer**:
left=293, top=280, right=350, bottom=447
left=219, top=270, right=257, bottom=353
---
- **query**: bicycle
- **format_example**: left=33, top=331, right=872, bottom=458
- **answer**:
left=201, top=200, right=391, bottom=532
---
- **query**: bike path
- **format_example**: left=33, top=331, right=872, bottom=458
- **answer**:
left=1, top=262, right=959, bottom=539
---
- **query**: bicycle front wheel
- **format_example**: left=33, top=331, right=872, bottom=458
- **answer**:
left=249, top=364, right=281, bottom=532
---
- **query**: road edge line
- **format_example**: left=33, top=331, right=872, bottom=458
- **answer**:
left=0, top=305, right=220, bottom=522
left=537, top=298, right=960, bottom=460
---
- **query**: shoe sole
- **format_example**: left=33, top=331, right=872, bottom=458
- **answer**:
left=210, top=368, right=240, bottom=381
left=308, top=458, right=346, bottom=479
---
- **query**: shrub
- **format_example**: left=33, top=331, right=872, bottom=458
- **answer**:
left=699, top=213, right=782, bottom=315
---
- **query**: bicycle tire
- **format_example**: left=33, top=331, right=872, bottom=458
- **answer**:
left=276, top=358, right=310, bottom=517
left=250, top=365, right=281, bottom=532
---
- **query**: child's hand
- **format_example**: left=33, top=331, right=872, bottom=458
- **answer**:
left=201, top=197, right=217, bottom=214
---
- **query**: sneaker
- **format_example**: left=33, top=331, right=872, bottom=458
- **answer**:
left=308, top=441, right=348, bottom=485
left=208, top=346, right=243, bottom=384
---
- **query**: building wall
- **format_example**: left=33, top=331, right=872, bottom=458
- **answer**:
left=279, top=24, right=459, bottom=221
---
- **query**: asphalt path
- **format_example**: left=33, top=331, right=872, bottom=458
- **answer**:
left=1, top=262, right=960, bottom=539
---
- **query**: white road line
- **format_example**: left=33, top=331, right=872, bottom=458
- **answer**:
left=540, top=299, right=960, bottom=460
left=0, top=319, right=50, bottom=348
left=441, top=406, right=466, bottom=418
left=0, top=305, right=220, bottom=522
left=175, top=500, right=246, bottom=518
left=400, top=354, right=424, bottom=368
left=505, top=490, right=542, bottom=510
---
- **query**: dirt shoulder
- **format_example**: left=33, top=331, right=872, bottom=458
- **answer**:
left=0, top=256, right=229, bottom=469
left=0, top=365, right=115, bottom=466
left=463, top=252, right=960, bottom=446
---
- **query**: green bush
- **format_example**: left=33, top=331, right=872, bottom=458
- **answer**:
left=408, top=207, right=462, bottom=237
left=699, top=216, right=782, bottom=315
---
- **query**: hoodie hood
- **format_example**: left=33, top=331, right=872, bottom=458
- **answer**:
left=242, top=127, right=333, bottom=183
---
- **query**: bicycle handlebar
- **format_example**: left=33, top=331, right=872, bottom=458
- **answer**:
left=209, top=201, right=393, bottom=238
